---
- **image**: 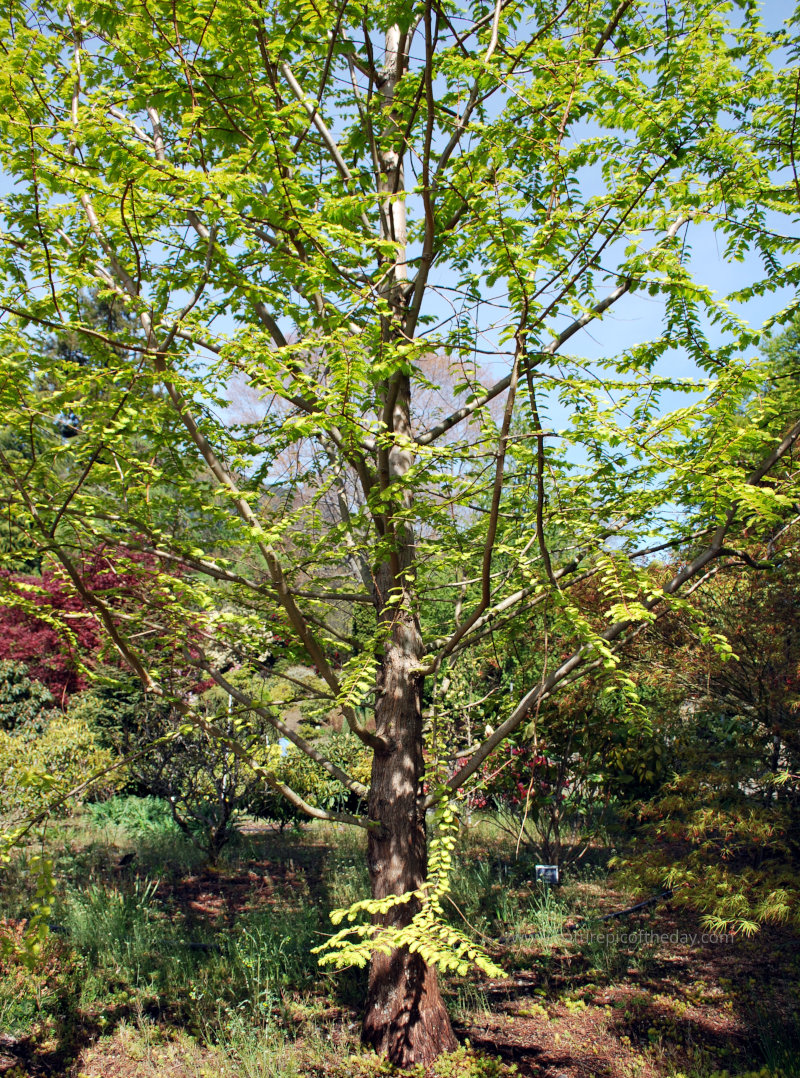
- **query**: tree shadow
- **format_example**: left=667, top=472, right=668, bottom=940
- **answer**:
left=0, top=821, right=370, bottom=1075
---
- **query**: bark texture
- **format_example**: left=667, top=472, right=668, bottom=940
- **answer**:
left=362, top=26, right=458, bottom=1061
left=363, top=563, right=457, bottom=1063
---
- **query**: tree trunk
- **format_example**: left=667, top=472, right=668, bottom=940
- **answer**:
left=362, top=566, right=458, bottom=1065
left=362, top=25, right=458, bottom=1055
left=363, top=940, right=457, bottom=1066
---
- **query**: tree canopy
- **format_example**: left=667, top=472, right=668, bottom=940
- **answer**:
left=0, top=0, right=799, bottom=1062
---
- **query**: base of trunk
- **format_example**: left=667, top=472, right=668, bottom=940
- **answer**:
left=363, top=949, right=458, bottom=1066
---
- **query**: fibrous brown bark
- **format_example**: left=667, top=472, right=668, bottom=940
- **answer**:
left=363, top=944, right=457, bottom=1065
left=362, top=24, right=459, bottom=1056
left=363, top=563, right=458, bottom=1064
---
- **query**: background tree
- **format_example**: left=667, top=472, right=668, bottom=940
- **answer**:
left=70, top=669, right=275, bottom=862
left=621, top=542, right=800, bottom=935
left=0, top=0, right=798, bottom=1063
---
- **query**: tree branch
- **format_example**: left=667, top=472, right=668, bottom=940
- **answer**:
left=416, top=217, right=688, bottom=446
left=426, top=414, right=800, bottom=805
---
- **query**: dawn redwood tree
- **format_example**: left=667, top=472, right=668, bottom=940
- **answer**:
left=0, top=0, right=799, bottom=1062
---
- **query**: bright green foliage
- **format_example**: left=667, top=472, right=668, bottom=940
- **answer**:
left=315, top=796, right=504, bottom=978
left=85, top=793, right=183, bottom=838
left=0, top=715, right=119, bottom=822
left=0, top=0, right=797, bottom=1009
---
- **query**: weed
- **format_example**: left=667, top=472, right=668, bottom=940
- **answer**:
left=60, top=877, right=160, bottom=959
left=577, top=924, right=630, bottom=977
left=756, top=1007, right=800, bottom=1077
left=212, top=1012, right=294, bottom=1078
left=525, top=882, right=567, bottom=943
left=450, top=859, right=495, bottom=926
left=448, top=981, right=492, bottom=1024
left=328, top=849, right=370, bottom=911
left=225, top=910, right=318, bottom=1010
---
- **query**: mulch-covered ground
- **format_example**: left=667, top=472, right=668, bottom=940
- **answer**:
left=1, top=825, right=797, bottom=1078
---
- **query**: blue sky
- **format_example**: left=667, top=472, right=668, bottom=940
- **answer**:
left=1, top=0, right=795, bottom=430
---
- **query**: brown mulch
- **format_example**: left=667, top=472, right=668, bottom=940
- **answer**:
left=453, top=902, right=800, bottom=1078
left=3, top=829, right=798, bottom=1078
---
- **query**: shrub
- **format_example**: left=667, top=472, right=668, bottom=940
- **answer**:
left=74, top=669, right=283, bottom=862
left=0, top=660, right=59, bottom=733
left=250, top=735, right=371, bottom=829
left=0, top=714, right=119, bottom=822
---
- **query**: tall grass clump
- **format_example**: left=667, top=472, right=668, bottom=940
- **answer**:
left=86, top=795, right=181, bottom=839
left=59, top=876, right=165, bottom=968
left=526, top=883, right=568, bottom=943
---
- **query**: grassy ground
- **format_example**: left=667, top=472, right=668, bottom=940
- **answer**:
left=0, top=805, right=798, bottom=1078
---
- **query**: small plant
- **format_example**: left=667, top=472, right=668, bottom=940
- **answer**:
left=327, top=849, right=370, bottom=911
left=432, top=1044, right=518, bottom=1078
left=224, top=913, right=317, bottom=1014
left=449, top=982, right=492, bottom=1024
left=213, top=1012, right=297, bottom=1078
left=564, top=995, right=587, bottom=1012
left=518, top=1001, right=548, bottom=1019
left=59, top=876, right=163, bottom=967
left=525, top=883, right=568, bottom=943
left=577, top=925, right=629, bottom=978
left=86, top=795, right=181, bottom=839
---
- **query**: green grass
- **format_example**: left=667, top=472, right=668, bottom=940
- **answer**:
left=51, top=874, right=322, bottom=1038
left=85, top=794, right=182, bottom=839
left=1, top=813, right=799, bottom=1078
